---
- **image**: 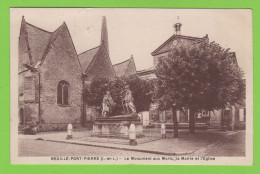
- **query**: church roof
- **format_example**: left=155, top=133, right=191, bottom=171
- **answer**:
left=20, top=17, right=75, bottom=68
left=113, top=56, right=137, bottom=77
left=22, top=20, right=52, bottom=66
left=77, top=16, right=115, bottom=78
left=78, top=46, right=100, bottom=73
left=82, top=43, right=116, bottom=79
left=151, top=34, right=208, bottom=56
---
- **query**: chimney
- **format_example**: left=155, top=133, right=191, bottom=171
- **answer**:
left=173, top=16, right=182, bottom=35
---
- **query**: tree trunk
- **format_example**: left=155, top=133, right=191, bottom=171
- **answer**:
left=189, top=108, right=196, bottom=134
left=172, top=108, right=178, bottom=138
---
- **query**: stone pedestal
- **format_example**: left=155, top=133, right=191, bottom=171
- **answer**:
left=93, top=114, right=144, bottom=138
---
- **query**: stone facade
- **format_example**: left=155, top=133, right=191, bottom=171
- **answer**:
left=39, top=23, right=83, bottom=126
left=18, top=18, right=83, bottom=131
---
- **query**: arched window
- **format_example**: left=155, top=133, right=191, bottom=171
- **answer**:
left=57, top=81, right=69, bottom=105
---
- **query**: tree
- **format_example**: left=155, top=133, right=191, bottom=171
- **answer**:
left=154, top=41, right=245, bottom=135
left=83, top=75, right=154, bottom=116
left=108, top=77, right=127, bottom=115
left=83, top=77, right=109, bottom=108
left=125, top=75, right=154, bottom=112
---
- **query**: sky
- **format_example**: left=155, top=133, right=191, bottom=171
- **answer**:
left=10, top=8, right=252, bottom=76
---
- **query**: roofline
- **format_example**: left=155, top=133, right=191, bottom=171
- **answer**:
left=84, top=49, right=98, bottom=74
left=113, top=58, right=131, bottom=66
left=151, top=34, right=208, bottom=56
left=124, top=55, right=137, bottom=75
left=78, top=45, right=100, bottom=56
left=84, top=43, right=116, bottom=76
left=151, top=50, right=170, bottom=56
left=137, top=66, right=154, bottom=73
left=101, top=43, right=116, bottom=76
left=151, top=35, right=175, bottom=56
left=113, top=55, right=137, bottom=76
left=176, top=34, right=208, bottom=40
left=137, top=69, right=154, bottom=76
left=64, top=22, right=84, bottom=74
left=130, top=56, right=137, bottom=73
left=39, top=22, right=65, bottom=66
left=25, top=21, right=52, bottom=34
left=21, top=17, right=33, bottom=65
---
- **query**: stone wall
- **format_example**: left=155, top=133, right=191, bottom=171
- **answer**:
left=38, top=24, right=83, bottom=127
left=18, top=71, right=39, bottom=124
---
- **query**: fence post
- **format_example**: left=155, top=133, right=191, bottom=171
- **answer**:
left=66, top=123, right=73, bottom=139
left=161, top=123, right=166, bottom=139
left=129, top=124, right=137, bottom=145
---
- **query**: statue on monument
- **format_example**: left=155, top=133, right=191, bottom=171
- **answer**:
left=123, top=85, right=136, bottom=114
left=102, top=90, right=115, bottom=117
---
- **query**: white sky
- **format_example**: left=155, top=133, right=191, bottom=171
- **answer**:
left=10, top=8, right=252, bottom=75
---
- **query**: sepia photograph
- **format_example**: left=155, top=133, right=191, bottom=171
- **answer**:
left=10, top=8, right=253, bottom=165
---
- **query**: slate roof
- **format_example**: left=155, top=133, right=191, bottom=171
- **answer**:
left=20, top=17, right=73, bottom=68
left=77, top=16, right=116, bottom=77
left=113, top=56, right=137, bottom=77
left=82, top=43, right=116, bottom=79
left=78, top=46, right=100, bottom=73
left=113, top=59, right=131, bottom=76
left=23, top=20, right=52, bottom=66
left=151, top=34, right=208, bottom=56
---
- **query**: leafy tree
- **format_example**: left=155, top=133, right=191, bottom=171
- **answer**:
left=108, top=77, right=127, bottom=115
left=83, top=75, right=154, bottom=117
left=154, top=41, right=245, bottom=135
left=83, top=77, right=109, bottom=108
left=125, top=75, right=154, bottom=112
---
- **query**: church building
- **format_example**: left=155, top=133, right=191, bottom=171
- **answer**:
left=78, top=16, right=116, bottom=82
left=18, top=16, right=121, bottom=130
left=18, top=17, right=84, bottom=131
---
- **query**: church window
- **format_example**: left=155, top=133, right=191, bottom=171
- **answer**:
left=57, top=81, right=70, bottom=105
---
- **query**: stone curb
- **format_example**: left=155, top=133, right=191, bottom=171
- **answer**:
left=38, top=138, right=194, bottom=156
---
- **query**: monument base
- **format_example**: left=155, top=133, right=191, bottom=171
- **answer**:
left=92, top=114, right=144, bottom=139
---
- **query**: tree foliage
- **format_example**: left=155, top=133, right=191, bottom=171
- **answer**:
left=83, top=77, right=109, bottom=109
left=154, top=41, right=245, bottom=133
left=83, top=75, right=154, bottom=116
left=125, top=75, right=154, bottom=112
